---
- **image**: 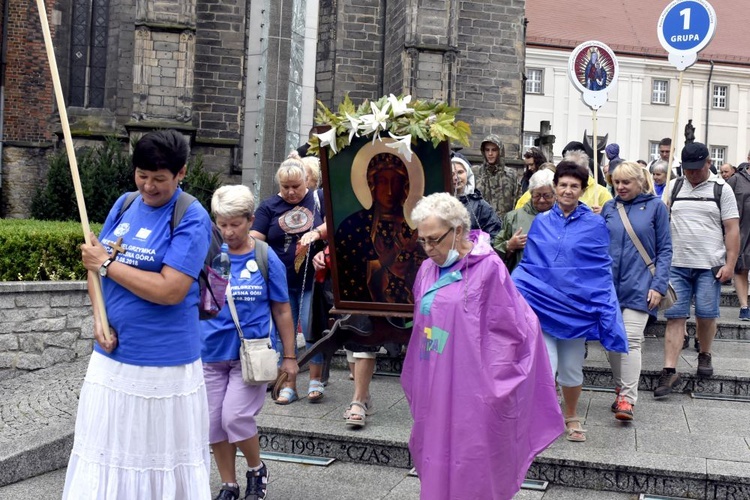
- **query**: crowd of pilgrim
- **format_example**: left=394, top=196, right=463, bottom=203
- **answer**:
left=60, top=129, right=750, bottom=500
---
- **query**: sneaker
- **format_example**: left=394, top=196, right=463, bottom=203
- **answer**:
left=654, top=369, right=681, bottom=398
left=215, top=485, right=240, bottom=500
left=697, top=352, right=713, bottom=377
left=245, top=463, right=269, bottom=500
left=609, top=387, right=622, bottom=412
left=741, top=307, right=750, bottom=321
left=613, top=396, right=634, bottom=421
left=682, top=335, right=690, bottom=350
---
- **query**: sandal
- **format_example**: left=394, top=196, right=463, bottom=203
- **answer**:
left=307, top=380, right=325, bottom=403
left=343, top=398, right=374, bottom=419
left=564, top=417, right=587, bottom=442
left=275, top=387, right=298, bottom=405
left=345, top=401, right=369, bottom=427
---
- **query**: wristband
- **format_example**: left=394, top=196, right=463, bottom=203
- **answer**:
left=283, top=355, right=297, bottom=360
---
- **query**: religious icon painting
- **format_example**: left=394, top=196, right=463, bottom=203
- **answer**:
left=568, top=40, right=620, bottom=110
left=319, top=133, right=452, bottom=313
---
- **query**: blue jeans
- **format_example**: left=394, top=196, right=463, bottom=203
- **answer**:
left=664, top=267, right=720, bottom=319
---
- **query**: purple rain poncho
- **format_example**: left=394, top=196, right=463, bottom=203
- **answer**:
left=401, top=231, right=564, bottom=500
left=511, top=203, right=628, bottom=353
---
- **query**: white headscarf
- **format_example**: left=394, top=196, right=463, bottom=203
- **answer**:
left=452, top=157, right=475, bottom=195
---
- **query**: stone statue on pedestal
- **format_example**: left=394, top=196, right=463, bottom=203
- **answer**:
left=685, top=119, right=695, bottom=144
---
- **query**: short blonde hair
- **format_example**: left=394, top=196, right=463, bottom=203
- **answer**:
left=411, top=192, right=470, bottom=233
left=275, top=151, right=307, bottom=185
left=211, top=184, right=255, bottom=219
left=301, top=156, right=321, bottom=188
left=611, top=161, right=654, bottom=195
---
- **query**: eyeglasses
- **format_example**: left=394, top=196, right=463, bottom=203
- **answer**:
left=417, top=227, right=454, bottom=247
left=531, top=192, right=555, bottom=201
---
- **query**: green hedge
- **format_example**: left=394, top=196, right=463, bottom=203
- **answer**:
left=0, top=220, right=102, bottom=281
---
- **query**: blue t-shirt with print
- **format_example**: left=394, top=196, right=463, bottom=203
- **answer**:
left=251, top=188, right=325, bottom=291
left=95, top=189, right=212, bottom=367
left=200, top=246, right=289, bottom=362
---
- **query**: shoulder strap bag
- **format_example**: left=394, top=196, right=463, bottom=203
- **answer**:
left=617, top=203, right=677, bottom=311
left=226, top=278, right=279, bottom=385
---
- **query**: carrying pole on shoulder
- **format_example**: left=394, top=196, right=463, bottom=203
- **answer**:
left=35, top=0, right=111, bottom=341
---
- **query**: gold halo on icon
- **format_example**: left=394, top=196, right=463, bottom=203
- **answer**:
left=350, top=138, right=425, bottom=229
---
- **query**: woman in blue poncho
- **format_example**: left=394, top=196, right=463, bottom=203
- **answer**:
left=512, top=161, right=627, bottom=443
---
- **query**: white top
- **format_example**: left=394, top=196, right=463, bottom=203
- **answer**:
left=664, top=175, right=739, bottom=269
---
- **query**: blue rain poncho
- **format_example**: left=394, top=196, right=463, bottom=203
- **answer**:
left=512, top=203, right=627, bottom=353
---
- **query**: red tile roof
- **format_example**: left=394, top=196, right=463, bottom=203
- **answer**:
left=526, top=0, right=750, bottom=66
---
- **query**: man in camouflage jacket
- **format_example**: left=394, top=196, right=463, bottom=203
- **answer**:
left=472, top=134, right=518, bottom=219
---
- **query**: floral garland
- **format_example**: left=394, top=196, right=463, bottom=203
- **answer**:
left=307, top=94, right=471, bottom=161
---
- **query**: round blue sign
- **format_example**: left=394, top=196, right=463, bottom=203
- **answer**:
left=657, top=0, right=716, bottom=54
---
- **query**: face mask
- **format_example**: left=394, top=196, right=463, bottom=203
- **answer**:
left=438, top=229, right=460, bottom=268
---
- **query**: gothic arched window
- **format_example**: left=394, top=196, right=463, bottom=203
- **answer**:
left=69, top=0, right=109, bottom=107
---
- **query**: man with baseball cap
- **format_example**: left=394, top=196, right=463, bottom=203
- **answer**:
left=655, top=142, right=740, bottom=398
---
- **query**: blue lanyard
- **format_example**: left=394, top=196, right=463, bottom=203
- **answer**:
left=419, top=270, right=462, bottom=315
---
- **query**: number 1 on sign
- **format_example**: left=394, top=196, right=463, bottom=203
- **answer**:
left=680, top=7, right=691, bottom=30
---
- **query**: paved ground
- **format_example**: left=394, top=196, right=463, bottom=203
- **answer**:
left=3, top=341, right=750, bottom=497
left=0, top=461, right=637, bottom=499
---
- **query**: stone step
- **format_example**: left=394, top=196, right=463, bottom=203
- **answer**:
left=720, top=285, right=745, bottom=308
left=334, top=335, right=750, bottom=397
left=0, top=458, right=638, bottom=500
left=2, top=357, right=750, bottom=497
left=257, top=368, right=750, bottom=499
left=583, top=337, right=750, bottom=397
left=645, top=306, right=750, bottom=340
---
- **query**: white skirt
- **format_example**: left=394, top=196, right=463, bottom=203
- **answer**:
left=63, top=351, right=211, bottom=500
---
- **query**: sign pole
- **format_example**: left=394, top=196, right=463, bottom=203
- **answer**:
left=666, top=70, right=684, bottom=203
left=592, top=109, right=599, bottom=187
left=35, top=0, right=111, bottom=341
left=657, top=0, right=716, bottom=205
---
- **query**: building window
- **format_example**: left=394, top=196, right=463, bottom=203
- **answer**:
left=652, top=79, right=669, bottom=104
left=710, top=146, right=726, bottom=164
left=523, top=132, right=538, bottom=150
left=69, top=0, right=110, bottom=107
left=712, top=85, right=727, bottom=110
left=649, top=141, right=660, bottom=162
left=526, top=69, right=543, bottom=95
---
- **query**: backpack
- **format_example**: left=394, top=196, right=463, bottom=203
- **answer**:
left=117, top=191, right=271, bottom=318
left=669, top=177, right=725, bottom=237
left=669, top=177, right=724, bottom=213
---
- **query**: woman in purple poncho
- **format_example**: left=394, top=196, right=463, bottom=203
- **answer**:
left=401, top=193, right=563, bottom=500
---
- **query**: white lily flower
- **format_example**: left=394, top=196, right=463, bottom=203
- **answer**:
left=388, top=94, right=413, bottom=117
left=313, top=129, right=338, bottom=154
left=345, top=113, right=362, bottom=144
left=359, top=101, right=392, bottom=142
left=385, top=133, right=413, bottom=162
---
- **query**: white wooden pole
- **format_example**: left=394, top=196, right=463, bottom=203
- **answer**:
left=666, top=71, right=685, bottom=205
left=35, top=0, right=111, bottom=341
left=592, top=109, right=599, bottom=188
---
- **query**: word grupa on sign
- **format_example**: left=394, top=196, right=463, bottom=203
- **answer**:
left=670, top=33, right=700, bottom=43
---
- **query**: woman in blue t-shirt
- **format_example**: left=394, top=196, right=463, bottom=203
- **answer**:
left=251, top=152, right=327, bottom=404
left=203, top=184, right=299, bottom=500
left=66, top=130, right=213, bottom=499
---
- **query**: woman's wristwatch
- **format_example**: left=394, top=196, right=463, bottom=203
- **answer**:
left=99, top=257, right=115, bottom=277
